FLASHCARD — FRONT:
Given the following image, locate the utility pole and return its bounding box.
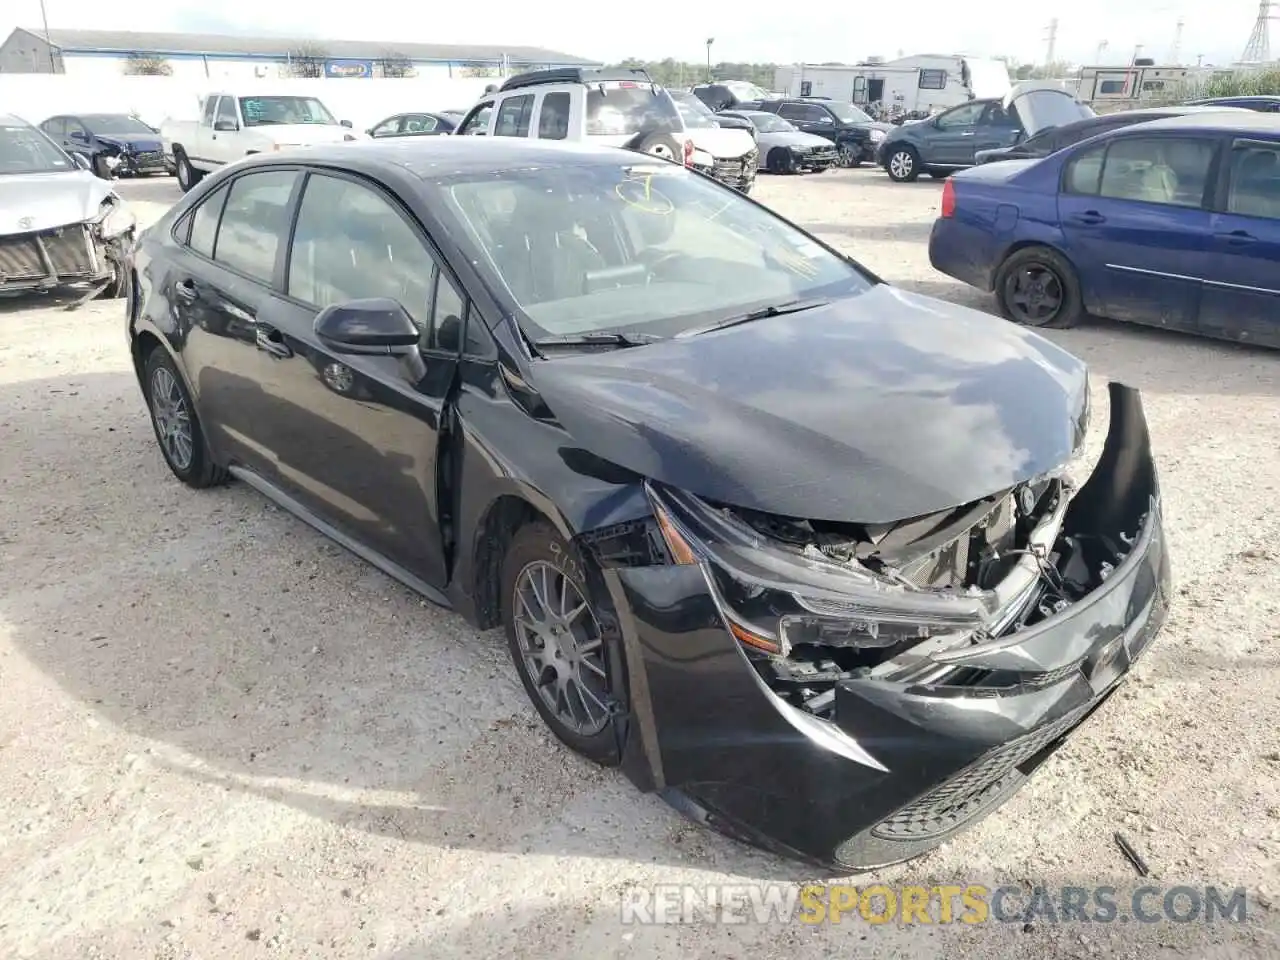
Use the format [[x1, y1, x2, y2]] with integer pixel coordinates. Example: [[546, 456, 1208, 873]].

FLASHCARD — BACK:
[[1095, 39, 1109, 64], [1170, 19, 1184, 64], [705, 38, 714, 82], [1130, 43, 1144, 66], [38, 0, 56, 72], [1044, 18, 1059, 67]]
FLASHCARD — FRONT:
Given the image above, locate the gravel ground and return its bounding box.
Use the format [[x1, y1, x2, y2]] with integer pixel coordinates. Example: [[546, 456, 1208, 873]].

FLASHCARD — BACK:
[[1, 170, 1277, 960]]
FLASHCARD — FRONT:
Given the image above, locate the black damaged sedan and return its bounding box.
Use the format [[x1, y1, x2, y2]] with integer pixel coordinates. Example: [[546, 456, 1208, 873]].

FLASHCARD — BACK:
[[126, 137, 1171, 871]]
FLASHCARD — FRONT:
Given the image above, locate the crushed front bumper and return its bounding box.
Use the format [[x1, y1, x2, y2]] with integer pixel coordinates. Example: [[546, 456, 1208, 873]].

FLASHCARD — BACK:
[[601, 383, 1170, 870], [0, 223, 117, 293]]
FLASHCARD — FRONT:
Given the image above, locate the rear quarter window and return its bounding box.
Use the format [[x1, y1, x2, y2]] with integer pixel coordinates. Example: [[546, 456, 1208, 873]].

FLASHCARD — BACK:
[[586, 84, 679, 136]]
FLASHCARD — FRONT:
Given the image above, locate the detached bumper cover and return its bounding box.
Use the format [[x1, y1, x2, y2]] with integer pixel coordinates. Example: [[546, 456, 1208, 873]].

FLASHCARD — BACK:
[[605, 382, 1170, 869]]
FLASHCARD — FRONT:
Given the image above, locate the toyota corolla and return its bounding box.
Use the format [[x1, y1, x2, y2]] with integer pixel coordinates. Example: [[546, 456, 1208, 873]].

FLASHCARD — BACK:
[[126, 137, 1171, 870]]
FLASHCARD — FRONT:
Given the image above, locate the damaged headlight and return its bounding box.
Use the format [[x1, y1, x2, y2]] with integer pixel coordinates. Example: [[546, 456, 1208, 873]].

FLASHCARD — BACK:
[[869, 129, 886, 142], [648, 482, 998, 658], [94, 195, 135, 239]]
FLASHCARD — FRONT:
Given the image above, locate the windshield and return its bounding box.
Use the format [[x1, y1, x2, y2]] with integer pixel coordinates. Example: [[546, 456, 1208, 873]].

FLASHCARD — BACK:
[[669, 92, 720, 129], [0, 121, 74, 175], [238, 96, 337, 126], [586, 84, 681, 136], [431, 161, 871, 340], [750, 113, 797, 133], [826, 101, 873, 124], [725, 80, 771, 101], [83, 114, 155, 136]]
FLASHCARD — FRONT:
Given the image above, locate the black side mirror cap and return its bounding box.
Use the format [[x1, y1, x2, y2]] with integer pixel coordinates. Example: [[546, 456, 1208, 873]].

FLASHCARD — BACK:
[[340, 119, 353, 128], [314, 298, 420, 356]]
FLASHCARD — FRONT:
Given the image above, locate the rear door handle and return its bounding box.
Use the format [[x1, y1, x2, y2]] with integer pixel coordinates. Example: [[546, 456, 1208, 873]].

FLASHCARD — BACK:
[[1070, 211, 1107, 226], [174, 279, 198, 303], [254, 324, 293, 359], [1215, 230, 1256, 245]]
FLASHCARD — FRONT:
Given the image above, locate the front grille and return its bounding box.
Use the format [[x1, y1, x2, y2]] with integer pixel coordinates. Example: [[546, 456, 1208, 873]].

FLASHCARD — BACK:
[[871, 700, 1093, 842], [0, 226, 96, 283], [131, 150, 165, 166]]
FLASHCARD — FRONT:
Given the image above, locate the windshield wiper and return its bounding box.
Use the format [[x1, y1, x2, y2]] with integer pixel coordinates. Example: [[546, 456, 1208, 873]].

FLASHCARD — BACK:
[[533, 331, 665, 351], [676, 298, 829, 338]]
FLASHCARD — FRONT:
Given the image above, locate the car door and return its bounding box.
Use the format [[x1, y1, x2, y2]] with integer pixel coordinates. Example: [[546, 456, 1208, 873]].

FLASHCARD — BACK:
[[928, 101, 988, 164], [493, 93, 535, 138], [254, 169, 463, 586], [533, 91, 572, 140], [1056, 134, 1218, 330], [210, 95, 243, 163], [456, 100, 495, 135], [167, 168, 305, 477], [972, 101, 1022, 159], [1197, 137, 1280, 345]]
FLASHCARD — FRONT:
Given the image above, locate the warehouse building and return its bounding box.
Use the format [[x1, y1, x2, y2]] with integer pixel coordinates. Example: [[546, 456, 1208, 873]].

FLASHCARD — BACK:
[[0, 28, 597, 81]]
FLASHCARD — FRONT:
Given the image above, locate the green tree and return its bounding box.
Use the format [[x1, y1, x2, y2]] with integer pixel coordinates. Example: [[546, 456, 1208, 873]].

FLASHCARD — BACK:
[[122, 53, 173, 76]]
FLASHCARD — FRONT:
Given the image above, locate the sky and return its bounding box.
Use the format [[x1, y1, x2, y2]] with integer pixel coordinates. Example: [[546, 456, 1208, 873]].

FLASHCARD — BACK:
[[4, 0, 1271, 68]]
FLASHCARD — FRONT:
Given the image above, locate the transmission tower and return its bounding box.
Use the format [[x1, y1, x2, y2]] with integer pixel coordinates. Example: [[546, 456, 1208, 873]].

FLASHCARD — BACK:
[[1045, 18, 1059, 66], [1241, 0, 1276, 63], [1170, 19, 1184, 64]]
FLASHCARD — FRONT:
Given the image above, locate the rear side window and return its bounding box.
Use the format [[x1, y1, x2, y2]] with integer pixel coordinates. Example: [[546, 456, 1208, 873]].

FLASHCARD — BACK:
[[1098, 137, 1215, 208], [188, 183, 229, 258], [586, 84, 680, 136], [213, 170, 298, 282], [537, 92, 571, 139], [1065, 144, 1106, 194], [1226, 141, 1280, 220], [494, 95, 534, 137]]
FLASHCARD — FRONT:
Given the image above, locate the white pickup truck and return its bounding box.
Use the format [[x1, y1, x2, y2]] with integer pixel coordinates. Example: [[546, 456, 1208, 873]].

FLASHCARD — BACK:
[[161, 92, 362, 192]]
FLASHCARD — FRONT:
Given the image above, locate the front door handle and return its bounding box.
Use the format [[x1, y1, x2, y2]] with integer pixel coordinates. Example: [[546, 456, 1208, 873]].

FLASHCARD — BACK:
[[174, 279, 198, 303], [1215, 230, 1256, 245], [1070, 211, 1107, 226], [255, 325, 293, 359], [960, 131, 976, 137]]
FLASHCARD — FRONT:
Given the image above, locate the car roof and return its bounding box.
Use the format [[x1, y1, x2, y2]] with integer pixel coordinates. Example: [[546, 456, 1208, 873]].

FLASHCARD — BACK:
[[0, 113, 34, 126], [1104, 112, 1280, 135], [239, 137, 671, 179], [723, 110, 775, 118], [1189, 95, 1280, 103]]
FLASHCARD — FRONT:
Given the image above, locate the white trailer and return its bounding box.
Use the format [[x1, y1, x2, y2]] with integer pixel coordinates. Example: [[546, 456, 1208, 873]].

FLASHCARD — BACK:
[[773, 55, 1011, 113]]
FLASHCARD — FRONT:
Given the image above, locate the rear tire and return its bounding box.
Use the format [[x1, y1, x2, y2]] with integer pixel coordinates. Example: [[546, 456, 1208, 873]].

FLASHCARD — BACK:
[[143, 348, 227, 487], [885, 145, 921, 182], [174, 148, 204, 193], [499, 521, 626, 766], [995, 246, 1084, 330], [626, 132, 683, 164]]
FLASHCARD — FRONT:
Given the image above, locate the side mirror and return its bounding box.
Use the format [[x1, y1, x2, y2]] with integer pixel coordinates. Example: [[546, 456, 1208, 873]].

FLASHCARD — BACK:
[[340, 119, 353, 128], [314, 298, 420, 356], [214, 119, 238, 132], [70, 152, 90, 170], [70, 130, 88, 140]]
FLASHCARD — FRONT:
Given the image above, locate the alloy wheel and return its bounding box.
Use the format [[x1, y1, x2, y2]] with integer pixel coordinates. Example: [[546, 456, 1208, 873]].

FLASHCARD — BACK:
[[889, 150, 914, 180], [647, 142, 677, 161], [149, 366, 195, 471], [511, 560, 611, 737], [1005, 264, 1065, 325]]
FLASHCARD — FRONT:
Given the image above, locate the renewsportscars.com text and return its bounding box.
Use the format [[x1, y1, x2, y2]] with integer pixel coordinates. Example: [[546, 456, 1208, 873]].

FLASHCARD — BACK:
[[619, 883, 1251, 926]]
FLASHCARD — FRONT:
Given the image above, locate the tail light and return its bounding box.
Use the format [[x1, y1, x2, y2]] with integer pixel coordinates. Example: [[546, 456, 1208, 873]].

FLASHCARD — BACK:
[[683, 138, 694, 167], [940, 178, 956, 219]]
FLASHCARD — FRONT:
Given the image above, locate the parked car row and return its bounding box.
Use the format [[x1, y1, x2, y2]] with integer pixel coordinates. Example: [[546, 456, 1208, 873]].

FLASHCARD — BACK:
[[28, 112, 172, 180]]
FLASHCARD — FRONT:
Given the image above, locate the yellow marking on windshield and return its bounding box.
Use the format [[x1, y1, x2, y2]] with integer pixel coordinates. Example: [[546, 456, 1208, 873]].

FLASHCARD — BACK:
[[615, 176, 674, 215]]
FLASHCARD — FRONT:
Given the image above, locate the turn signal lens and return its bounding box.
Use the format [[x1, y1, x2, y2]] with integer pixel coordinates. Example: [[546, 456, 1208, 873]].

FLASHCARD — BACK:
[[654, 503, 698, 565]]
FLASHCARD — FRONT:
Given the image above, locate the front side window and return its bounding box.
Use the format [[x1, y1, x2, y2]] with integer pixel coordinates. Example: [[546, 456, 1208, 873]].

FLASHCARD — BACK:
[[202, 97, 218, 125], [212, 170, 299, 282], [458, 102, 493, 136], [537, 92, 571, 140], [751, 114, 795, 133], [0, 120, 73, 175], [776, 102, 806, 121], [1064, 144, 1106, 194], [936, 102, 985, 129], [1098, 136, 1216, 208], [404, 115, 437, 133], [238, 96, 336, 126], [494, 95, 534, 137], [287, 173, 438, 332], [431, 161, 871, 340], [586, 83, 680, 136], [1226, 141, 1280, 220]]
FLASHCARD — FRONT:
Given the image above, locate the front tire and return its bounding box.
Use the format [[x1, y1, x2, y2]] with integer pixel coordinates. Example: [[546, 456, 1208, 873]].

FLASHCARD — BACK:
[[995, 246, 1084, 329], [143, 348, 227, 487], [500, 521, 626, 766], [885, 145, 921, 182], [174, 149, 204, 193]]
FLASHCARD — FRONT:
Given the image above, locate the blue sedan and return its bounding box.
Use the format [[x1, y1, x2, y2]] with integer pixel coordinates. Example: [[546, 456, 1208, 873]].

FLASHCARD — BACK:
[[928, 112, 1280, 348]]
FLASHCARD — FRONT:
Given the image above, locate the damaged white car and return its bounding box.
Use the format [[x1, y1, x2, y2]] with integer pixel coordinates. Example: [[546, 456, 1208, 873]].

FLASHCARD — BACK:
[[1, 113, 135, 303]]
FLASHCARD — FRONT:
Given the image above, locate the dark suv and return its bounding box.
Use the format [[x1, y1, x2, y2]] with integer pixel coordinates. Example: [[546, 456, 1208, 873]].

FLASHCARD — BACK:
[[738, 98, 892, 167], [876, 82, 1093, 182]]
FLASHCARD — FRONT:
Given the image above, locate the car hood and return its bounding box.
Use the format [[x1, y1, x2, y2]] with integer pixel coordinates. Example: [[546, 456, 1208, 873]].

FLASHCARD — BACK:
[[531, 285, 1090, 524], [248, 123, 354, 144], [0, 170, 114, 235], [847, 120, 895, 134], [1004, 81, 1094, 137], [685, 126, 756, 158], [762, 130, 836, 149], [97, 132, 163, 151]]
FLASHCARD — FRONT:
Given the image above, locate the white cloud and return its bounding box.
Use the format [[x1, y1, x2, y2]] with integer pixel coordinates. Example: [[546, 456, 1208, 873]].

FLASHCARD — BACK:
[[4, 0, 1263, 66]]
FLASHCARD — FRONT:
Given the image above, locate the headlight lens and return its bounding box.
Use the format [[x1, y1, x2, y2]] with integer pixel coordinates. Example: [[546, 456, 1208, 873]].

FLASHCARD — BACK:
[[96, 196, 135, 238], [647, 482, 996, 657], [869, 129, 886, 142]]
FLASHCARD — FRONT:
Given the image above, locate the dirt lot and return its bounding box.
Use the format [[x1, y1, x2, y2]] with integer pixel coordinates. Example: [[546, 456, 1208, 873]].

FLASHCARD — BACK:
[[1, 169, 1278, 960]]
